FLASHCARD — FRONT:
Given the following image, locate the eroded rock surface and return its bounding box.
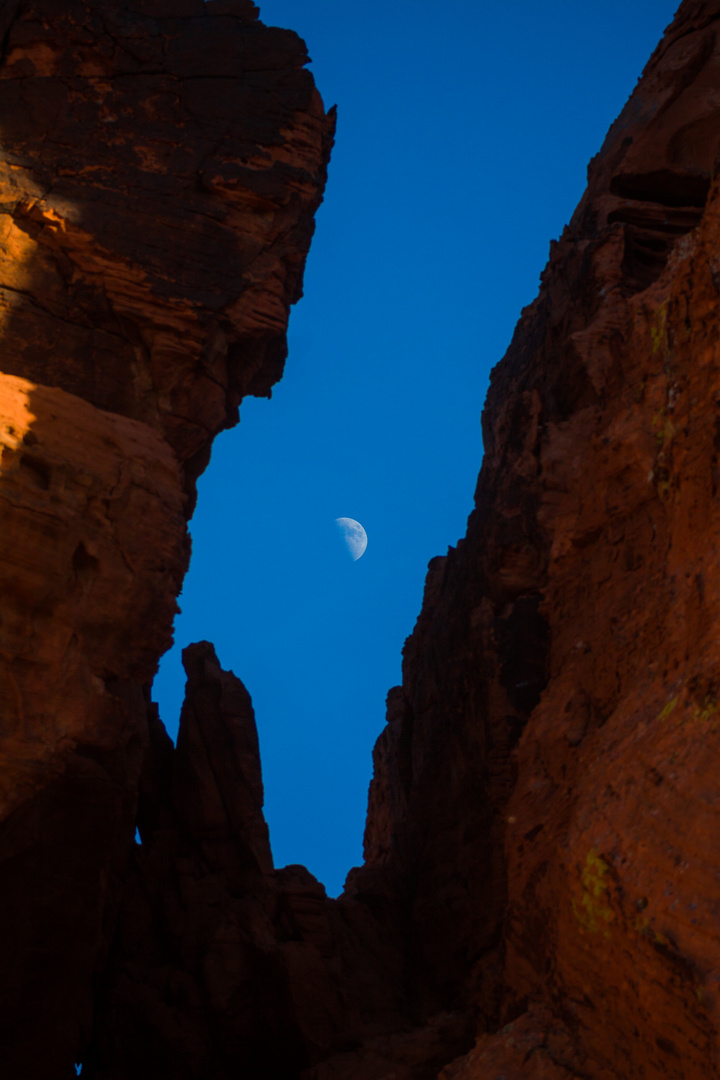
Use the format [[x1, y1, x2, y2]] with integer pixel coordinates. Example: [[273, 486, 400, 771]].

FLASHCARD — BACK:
[[356, 1, 720, 1077], [0, 0, 333, 1075]]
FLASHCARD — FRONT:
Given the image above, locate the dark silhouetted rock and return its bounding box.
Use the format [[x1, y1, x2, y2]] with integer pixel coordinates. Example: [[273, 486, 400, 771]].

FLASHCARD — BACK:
[[87, 644, 410, 1078]]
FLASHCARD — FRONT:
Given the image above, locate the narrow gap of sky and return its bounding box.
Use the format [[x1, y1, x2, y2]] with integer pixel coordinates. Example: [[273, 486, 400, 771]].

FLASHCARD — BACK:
[[154, 0, 679, 896]]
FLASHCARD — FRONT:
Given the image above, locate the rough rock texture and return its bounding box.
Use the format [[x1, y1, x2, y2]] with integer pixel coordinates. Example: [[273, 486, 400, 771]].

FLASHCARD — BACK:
[[355, 1, 720, 1076], [0, 1, 333, 1076], [8, 0, 720, 1078], [86, 642, 410, 1079], [0, 0, 333, 480]]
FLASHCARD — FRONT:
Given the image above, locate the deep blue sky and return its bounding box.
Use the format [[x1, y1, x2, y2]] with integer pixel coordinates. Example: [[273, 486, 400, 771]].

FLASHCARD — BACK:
[[154, 0, 679, 896]]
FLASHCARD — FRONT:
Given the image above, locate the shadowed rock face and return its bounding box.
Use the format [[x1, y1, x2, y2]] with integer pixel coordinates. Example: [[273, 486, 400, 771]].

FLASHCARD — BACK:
[[0, 1, 333, 1075], [6, 0, 720, 1078], [358, 1, 720, 1076], [86, 643, 412, 1079], [0, 0, 334, 483]]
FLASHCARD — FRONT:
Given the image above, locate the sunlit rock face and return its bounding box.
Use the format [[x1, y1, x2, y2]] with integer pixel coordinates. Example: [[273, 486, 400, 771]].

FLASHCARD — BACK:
[[0, 0, 333, 1075]]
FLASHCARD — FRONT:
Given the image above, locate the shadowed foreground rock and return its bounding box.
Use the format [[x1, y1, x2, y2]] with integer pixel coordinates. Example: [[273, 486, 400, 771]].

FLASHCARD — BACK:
[[6, 0, 720, 1077], [85, 643, 412, 1078]]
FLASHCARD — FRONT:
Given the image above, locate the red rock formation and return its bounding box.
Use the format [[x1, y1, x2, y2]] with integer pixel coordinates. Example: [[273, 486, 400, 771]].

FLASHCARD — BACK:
[[0, 1, 333, 1075], [86, 643, 411, 1078], [356, 1, 720, 1076], [7, 0, 720, 1078]]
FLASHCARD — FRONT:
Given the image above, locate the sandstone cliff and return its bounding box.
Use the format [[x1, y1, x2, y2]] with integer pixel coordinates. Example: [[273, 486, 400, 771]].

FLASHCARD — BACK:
[[357, 1, 720, 1075], [0, 1, 333, 1075], [5, 0, 720, 1078]]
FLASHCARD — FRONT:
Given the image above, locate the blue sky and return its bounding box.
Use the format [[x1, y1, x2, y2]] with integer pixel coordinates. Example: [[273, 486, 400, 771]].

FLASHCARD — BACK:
[[154, 0, 679, 896]]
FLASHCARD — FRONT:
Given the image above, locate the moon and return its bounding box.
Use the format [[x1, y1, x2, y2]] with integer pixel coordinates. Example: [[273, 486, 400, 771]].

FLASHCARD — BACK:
[[335, 517, 367, 561]]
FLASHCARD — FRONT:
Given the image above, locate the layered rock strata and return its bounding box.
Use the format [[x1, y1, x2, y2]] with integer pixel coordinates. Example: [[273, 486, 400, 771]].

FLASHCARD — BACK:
[[0, 1, 333, 1075]]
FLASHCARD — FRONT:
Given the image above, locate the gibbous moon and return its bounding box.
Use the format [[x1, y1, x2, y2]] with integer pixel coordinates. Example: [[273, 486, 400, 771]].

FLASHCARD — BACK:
[[335, 517, 367, 561]]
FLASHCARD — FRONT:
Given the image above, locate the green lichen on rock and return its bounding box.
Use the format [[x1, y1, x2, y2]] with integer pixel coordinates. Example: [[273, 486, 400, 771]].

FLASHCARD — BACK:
[[659, 696, 679, 721], [572, 849, 613, 937], [651, 300, 669, 356]]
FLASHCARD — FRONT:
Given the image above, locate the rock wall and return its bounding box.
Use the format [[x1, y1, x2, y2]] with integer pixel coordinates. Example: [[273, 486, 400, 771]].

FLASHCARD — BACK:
[[6, 0, 720, 1078], [358, 1, 720, 1076], [0, 1, 333, 1075]]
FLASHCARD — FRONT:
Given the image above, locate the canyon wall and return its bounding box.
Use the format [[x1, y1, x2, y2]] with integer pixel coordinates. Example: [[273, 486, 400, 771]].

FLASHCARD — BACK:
[[357, 1, 720, 1076], [5, 0, 720, 1078], [0, 1, 334, 1075]]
